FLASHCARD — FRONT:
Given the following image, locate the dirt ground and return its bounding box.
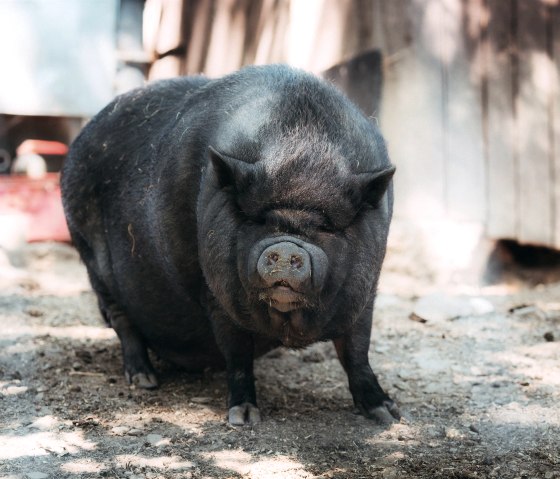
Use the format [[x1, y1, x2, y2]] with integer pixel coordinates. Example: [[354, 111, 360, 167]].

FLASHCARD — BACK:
[[0, 239, 559, 479]]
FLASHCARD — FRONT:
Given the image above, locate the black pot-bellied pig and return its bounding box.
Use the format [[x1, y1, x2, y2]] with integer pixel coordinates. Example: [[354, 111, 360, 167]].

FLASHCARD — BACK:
[[61, 65, 399, 425]]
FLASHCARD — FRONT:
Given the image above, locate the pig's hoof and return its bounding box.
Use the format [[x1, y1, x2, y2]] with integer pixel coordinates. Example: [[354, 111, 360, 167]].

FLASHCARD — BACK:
[[125, 371, 159, 389], [228, 402, 261, 426], [364, 400, 401, 425]]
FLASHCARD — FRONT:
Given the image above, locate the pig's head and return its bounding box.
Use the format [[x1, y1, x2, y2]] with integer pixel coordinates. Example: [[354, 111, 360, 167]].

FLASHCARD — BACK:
[[196, 71, 394, 348]]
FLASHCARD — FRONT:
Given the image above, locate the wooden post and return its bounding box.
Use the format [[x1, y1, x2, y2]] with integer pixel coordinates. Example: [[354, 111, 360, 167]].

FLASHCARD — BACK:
[[444, 0, 486, 222], [552, 3, 560, 248], [380, 0, 446, 220], [486, 0, 517, 240], [516, 0, 553, 245]]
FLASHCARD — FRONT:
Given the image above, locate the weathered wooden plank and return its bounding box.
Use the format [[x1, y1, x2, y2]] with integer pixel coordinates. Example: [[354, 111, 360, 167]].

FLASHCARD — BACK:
[[552, 4, 560, 248], [285, 0, 348, 72], [378, 0, 410, 57], [203, 0, 249, 77], [444, 0, 486, 222], [253, 0, 291, 65], [183, 0, 215, 74], [486, 0, 517, 239], [143, 0, 184, 59], [380, 0, 446, 220], [516, 0, 553, 245]]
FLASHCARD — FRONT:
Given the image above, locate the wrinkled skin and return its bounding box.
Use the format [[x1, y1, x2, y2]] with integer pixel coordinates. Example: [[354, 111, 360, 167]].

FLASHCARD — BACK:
[[61, 65, 399, 425]]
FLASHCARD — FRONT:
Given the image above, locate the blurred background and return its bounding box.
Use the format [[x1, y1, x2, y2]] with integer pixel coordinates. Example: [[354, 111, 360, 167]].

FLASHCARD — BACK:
[[1, 0, 559, 285]]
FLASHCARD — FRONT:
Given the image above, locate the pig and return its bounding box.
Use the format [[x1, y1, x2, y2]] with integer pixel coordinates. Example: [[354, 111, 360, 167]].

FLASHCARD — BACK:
[[61, 65, 399, 425]]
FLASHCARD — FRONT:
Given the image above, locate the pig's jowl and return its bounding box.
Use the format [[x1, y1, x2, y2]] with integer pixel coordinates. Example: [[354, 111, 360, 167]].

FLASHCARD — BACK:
[[61, 65, 399, 425]]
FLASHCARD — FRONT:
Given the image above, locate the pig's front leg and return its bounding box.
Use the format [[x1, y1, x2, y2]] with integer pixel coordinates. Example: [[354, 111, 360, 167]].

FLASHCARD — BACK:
[[209, 306, 260, 426], [334, 302, 401, 425]]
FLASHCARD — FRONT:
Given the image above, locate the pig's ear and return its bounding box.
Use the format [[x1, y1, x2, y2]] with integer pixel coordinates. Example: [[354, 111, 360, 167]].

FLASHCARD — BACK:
[[208, 146, 257, 191], [353, 165, 396, 208]]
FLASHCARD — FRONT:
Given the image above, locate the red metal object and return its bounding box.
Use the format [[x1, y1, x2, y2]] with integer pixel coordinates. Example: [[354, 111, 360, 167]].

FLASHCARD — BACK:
[[0, 173, 70, 242], [16, 139, 69, 157]]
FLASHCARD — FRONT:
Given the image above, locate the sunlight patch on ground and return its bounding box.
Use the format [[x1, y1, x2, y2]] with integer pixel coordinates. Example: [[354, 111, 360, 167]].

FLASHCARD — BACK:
[[0, 269, 90, 296], [61, 458, 105, 473], [27, 272, 90, 296], [203, 449, 312, 478], [487, 402, 560, 427], [366, 426, 417, 447], [114, 454, 194, 470], [490, 347, 560, 386], [0, 380, 28, 396], [112, 412, 205, 436], [0, 429, 97, 460], [0, 324, 115, 342], [28, 415, 60, 430]]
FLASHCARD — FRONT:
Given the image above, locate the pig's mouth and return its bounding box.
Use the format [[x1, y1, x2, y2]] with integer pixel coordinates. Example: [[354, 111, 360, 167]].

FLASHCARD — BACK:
[[257, 284, 318, 347], [267, 307, 316, 348], [261, 283, 306, 313]]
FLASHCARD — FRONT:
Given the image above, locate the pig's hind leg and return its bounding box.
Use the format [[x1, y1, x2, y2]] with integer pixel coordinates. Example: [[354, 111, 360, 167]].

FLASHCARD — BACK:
[[77, 235, 159, 389], [97, 296, 159, 389]]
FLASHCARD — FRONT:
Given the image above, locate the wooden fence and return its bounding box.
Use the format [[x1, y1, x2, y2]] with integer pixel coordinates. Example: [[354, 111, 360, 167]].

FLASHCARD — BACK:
[[144, 0, 560, 248]]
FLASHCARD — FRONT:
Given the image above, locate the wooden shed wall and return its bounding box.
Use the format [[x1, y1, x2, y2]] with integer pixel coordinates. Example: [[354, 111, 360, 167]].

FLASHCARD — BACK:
[[144, 0, 560, 249]]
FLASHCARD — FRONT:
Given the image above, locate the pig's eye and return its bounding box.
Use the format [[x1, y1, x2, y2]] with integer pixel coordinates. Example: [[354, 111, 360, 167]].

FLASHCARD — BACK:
[[318, 219, 337, 233], [249, 218, 265, 226]]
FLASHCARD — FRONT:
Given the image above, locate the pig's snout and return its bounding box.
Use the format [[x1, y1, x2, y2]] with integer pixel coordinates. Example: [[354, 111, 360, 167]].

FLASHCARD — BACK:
[[257, 242, 311, 290]]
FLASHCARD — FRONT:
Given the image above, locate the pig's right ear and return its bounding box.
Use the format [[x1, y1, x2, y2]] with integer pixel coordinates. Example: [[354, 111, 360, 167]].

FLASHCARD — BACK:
[[208, 146, 257, 191], [353, 165, 396, 208]]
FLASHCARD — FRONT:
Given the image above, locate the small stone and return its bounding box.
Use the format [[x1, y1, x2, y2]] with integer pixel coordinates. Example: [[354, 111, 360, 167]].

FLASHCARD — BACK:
[[544, 331, 555, 342], [302, 350, 325, 363], [412, 294, 494, 323], [26, 308, 44, 317], [70, 385, 82, 393], [469, 424, 480, 433], [190, 396, 212, 404], [382, 468, 399, 479], [127, 428, 143, 436], [146, 433, 163, 445], [72, 362, 82, 370], [27, 472, 48, 479], [445, 427, 462, 439], [111, 426, 130, 435], [469, 298, 494, 315], [509, 304, 540, 316]]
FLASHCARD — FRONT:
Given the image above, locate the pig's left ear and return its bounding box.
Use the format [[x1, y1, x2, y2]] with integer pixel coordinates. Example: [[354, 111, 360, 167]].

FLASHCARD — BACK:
[[208, 146, 257, 191], [353, 165, 396, 208]]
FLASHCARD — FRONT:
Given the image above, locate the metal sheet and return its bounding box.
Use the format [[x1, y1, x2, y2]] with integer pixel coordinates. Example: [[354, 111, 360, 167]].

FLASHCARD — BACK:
[[0, 0, 118, 117]]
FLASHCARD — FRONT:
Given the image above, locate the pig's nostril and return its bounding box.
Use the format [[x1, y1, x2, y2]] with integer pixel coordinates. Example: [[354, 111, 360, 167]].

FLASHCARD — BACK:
[[267, 252, 279, 265], [290, 255, 303, 269]]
